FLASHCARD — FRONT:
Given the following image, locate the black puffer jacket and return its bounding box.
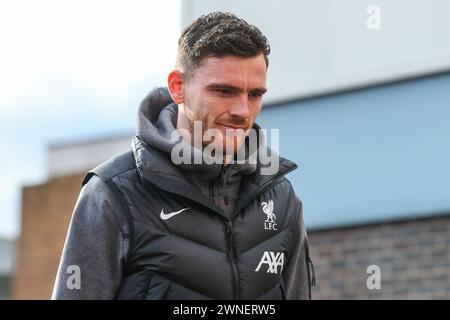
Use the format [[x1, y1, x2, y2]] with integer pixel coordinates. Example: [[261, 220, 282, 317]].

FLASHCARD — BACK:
[[52, 88, 315, 300]]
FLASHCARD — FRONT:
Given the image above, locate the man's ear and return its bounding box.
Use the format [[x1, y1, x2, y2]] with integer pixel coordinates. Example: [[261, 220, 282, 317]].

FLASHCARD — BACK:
[[167, 69, 185, 104]]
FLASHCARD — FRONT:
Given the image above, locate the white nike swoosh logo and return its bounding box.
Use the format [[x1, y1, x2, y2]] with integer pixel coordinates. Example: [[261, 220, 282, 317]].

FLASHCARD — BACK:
[[160, 207, 190, 220]]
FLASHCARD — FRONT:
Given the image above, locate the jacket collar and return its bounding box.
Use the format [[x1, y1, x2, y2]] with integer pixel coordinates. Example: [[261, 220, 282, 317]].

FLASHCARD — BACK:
[[132, 134, 298, 219]]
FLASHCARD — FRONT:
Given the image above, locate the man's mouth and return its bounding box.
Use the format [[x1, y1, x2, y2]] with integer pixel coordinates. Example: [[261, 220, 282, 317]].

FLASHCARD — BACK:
[[216, 122, 246, 130]]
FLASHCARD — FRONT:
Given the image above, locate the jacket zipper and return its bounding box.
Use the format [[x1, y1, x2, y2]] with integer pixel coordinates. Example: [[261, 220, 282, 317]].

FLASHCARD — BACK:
[[208, 181, 215, 204], [304, 240, 316, 299], [221, 165, 229, 206], [226, 220, 240, 299], [209, 165, 230, 206], [209, 166, 237, 298]]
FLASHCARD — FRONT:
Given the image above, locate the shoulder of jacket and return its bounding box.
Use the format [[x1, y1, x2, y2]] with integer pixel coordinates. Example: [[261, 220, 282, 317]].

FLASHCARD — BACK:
[[81, 150, 136, 187], [269, 175, 295, 193]]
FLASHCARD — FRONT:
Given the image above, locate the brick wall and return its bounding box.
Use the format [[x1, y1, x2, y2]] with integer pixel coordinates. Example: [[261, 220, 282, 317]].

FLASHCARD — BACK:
[[14, 173, 84, 299], [308, 215, 450, 299]]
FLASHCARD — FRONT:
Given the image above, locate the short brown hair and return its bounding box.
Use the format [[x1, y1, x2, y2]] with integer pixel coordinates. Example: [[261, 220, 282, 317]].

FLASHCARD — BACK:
[[176, 12, 270, 78]]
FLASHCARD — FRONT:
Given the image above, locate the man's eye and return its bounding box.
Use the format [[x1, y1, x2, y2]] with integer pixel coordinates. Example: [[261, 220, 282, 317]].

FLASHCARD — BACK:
[[217, 89, 232, 95], [250, 92, 263, 99]]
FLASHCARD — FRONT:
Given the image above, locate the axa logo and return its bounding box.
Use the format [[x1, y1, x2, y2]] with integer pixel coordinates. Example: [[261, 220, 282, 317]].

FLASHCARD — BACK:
[[255, 251, 285, 274], [261, 200, 277, 231]]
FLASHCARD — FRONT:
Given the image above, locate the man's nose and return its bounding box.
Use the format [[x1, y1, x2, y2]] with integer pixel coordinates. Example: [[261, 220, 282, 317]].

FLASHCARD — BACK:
[[229, 94, 250, 120]]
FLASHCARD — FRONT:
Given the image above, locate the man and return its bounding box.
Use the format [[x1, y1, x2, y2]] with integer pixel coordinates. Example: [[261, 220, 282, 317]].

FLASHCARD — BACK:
[[52, 11, 315, 300]]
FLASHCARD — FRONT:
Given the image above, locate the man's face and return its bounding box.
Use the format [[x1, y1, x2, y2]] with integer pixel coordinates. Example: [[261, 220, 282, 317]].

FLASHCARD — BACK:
[[182, 54, 267, 155]]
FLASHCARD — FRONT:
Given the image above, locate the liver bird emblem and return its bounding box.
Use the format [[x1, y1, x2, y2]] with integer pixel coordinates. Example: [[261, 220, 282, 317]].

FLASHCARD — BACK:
[[261, 200, 276, 223]]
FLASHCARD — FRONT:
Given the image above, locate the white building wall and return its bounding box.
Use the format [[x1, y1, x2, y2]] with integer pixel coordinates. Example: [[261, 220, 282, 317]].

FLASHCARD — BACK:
[[181, 0, 450, 104], [48, 134, 133, 178]]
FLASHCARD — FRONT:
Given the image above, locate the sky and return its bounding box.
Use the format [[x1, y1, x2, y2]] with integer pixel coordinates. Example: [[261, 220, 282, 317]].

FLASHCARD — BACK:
[[0, 0, 181, 239]]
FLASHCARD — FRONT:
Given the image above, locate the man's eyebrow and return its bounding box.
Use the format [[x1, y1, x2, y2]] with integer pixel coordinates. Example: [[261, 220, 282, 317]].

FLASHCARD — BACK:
[[252, 87, 267, 94], [206, 83, 267, 94], [206, 83, 240, 92]]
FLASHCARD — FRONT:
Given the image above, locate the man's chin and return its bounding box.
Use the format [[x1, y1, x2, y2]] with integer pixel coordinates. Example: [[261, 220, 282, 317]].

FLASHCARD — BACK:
[[201, 141, 242, 159]]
